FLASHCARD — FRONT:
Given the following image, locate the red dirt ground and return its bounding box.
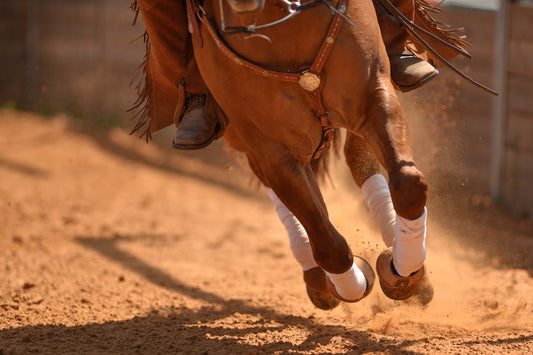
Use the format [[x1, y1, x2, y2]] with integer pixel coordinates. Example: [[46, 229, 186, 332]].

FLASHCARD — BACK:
[[1, 110, 532, 354]]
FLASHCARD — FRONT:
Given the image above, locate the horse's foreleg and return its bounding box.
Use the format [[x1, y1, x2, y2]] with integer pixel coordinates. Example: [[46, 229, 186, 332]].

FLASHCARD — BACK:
[[362, 90, 427, 221], [256, 148, 373, 302], [360, 84, 430, 301], [265, 187, 317, 272], [261, 154, 352, 272], [344, 131, 395, 247], [265, 187, 340, 310]]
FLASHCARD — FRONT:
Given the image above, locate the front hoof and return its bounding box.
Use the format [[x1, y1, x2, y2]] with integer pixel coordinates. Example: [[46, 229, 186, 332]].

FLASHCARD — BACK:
[[325, 256, 375, 303], [376, 248, 430, 302], [303, 267, 340, 310]]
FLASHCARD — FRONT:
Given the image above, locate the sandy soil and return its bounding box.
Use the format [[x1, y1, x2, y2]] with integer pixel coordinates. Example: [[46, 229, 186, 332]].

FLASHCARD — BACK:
[[1, 110, 532, 354]]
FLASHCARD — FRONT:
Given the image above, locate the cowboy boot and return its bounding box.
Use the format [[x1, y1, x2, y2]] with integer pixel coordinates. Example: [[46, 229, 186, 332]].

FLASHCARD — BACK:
[[374, 0, 438, 91], [172, 52, 220, 150], [173, 94, 219, 150]]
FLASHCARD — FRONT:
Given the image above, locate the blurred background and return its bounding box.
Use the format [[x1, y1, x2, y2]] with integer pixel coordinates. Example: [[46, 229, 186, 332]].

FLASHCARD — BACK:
[[0, 0, 532, 220]]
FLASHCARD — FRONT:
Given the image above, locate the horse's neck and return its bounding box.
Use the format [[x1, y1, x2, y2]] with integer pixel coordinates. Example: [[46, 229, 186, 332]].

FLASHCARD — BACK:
[[219, 0, 294, 26], [212, 0, 335, 71]]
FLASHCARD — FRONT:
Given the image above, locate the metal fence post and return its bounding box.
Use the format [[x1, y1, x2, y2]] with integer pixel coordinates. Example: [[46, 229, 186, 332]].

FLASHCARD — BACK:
[[26, 0, 40, 110], [490, 0, 510, 201]]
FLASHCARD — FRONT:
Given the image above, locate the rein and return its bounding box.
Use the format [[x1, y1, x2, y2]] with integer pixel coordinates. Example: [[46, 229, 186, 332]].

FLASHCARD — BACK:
[[189, 0, 349, 159], [378, 0, 498, 96]]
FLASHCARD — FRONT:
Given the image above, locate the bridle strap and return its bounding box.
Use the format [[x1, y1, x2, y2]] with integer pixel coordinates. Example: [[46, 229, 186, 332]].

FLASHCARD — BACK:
[[305, 0, 347, 158], [192, 0, 349, 159]]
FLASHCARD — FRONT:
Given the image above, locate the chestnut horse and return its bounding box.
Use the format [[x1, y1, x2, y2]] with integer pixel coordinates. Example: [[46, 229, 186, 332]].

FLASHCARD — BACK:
[[189, 0, 428, 307]]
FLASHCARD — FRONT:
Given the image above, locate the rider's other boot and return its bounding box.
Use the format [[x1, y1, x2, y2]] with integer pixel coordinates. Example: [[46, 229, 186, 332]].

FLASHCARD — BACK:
[[173, 56, 219, 150], [374, 0, 439, 91], [173, 94, 218, 150]]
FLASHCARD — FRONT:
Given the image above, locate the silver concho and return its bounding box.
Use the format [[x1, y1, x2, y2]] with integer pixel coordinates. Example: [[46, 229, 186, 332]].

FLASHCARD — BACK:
[[299, 72, 321, 91]]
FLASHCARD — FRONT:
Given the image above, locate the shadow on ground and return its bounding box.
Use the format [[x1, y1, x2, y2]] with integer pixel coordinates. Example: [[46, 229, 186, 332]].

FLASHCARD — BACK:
[[2, 234, 529, 354], [83, 126, 262, 202]]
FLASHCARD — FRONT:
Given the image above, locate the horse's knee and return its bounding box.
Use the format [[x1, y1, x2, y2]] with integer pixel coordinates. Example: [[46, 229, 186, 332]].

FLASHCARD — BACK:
[[389, 164, 428, 220]]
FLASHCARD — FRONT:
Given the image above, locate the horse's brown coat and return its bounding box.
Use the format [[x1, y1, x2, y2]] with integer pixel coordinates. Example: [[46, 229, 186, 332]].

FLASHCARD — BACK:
[[192, 0, 428, 282]]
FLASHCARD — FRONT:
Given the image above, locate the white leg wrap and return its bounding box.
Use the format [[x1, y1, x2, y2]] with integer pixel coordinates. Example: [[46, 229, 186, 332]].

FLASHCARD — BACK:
[[325, 262, 367, 300], [361, 174, 396, 247], [392, 208, 427, 277], [266, 188, 318, 271]]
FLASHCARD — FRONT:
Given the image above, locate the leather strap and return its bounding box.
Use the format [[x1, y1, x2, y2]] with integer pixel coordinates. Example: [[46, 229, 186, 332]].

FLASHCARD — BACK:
[[306, 0, 347, 158], [186, 0, 204, 47], [310, 2, 345, 74]]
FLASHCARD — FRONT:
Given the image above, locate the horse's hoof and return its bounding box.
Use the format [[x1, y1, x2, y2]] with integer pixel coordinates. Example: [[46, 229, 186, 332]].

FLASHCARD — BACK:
[[303, 267, 340, 310], [376, 248, 431, 302], [410, 270, 434, 305], [325, 256, 375, 303]]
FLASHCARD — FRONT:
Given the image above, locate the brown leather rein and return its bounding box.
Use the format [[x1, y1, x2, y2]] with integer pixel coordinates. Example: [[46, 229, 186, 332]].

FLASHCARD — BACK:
[[187, 0, 349, 159]]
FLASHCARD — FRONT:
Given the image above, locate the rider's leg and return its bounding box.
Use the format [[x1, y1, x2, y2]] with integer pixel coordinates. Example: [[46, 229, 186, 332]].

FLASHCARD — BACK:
[[134, 0, 217, 148], [373, 0, 438, 91]]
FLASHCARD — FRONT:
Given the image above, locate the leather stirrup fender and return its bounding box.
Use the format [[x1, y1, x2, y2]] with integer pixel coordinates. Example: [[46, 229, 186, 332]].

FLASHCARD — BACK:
[[186, 0, 204, 47]]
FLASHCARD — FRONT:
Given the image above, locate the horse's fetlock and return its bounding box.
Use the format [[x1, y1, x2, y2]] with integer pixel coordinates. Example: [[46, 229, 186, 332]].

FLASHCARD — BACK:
[[314, 249, 353, 274]]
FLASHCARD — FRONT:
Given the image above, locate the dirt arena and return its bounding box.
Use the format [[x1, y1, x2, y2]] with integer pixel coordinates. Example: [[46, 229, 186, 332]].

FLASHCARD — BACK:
[[0, 108, 531, 354]]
